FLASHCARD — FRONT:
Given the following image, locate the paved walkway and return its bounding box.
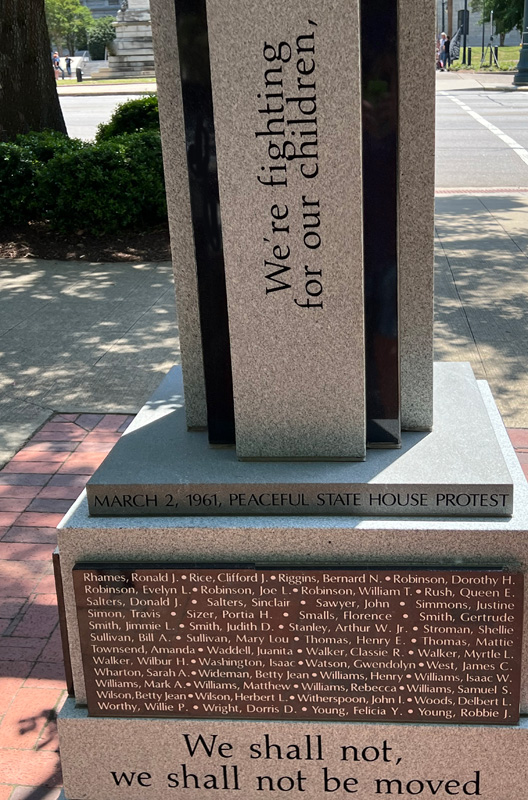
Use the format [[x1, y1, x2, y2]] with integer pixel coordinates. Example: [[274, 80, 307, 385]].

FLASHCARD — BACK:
[[1, 195, 528, 466], [0, 260, 178, 467], [57, 82, 157, 97], [54, 71, 522, 97], [435, 194, 528, 426], [53, 71, 524, 99], [0, 412, 133, 798], [436, 70, 526, 92]]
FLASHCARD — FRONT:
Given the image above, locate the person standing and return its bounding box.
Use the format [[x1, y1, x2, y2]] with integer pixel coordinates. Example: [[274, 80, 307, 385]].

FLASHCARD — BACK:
[[65, 56, 72, 77], [52, 51, 64, 79], [444, 35, 451, 69], [438, 32, 447, 70]]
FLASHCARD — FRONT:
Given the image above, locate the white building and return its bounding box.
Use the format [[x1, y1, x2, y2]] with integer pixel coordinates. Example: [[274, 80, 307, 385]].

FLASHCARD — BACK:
[[82, 0, 120, 19]]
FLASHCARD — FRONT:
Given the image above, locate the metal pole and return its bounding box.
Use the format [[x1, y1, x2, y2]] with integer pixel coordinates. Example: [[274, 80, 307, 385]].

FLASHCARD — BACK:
[[514, 0, 528, 85], [442, 0, 445, 34], [462, 0, 468, 63], [481, 16, 485, 58]]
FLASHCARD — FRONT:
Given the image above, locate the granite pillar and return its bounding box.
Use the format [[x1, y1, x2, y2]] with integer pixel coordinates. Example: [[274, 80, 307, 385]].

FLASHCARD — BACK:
[[207, 0, 366, 460], [399, 0, 436, 431], [150, 0, 208, 429]]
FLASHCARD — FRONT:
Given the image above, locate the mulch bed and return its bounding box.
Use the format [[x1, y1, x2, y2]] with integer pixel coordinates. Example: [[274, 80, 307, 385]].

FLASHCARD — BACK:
[[0, 222, 172, 262]]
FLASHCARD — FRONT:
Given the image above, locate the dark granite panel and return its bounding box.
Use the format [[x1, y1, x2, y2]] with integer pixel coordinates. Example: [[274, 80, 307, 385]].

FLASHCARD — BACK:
[[174, 0, 235, 444], [361, 0, 401, 447]]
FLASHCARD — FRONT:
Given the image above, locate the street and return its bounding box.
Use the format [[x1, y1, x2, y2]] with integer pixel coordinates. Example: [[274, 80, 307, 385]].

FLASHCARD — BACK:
[[60, 94, 140, 140], [436, 90, 528, 188], [60, 89, 528, 190]]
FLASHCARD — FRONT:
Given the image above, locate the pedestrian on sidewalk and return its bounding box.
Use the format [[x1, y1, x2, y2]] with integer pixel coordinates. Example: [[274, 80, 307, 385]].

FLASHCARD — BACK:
[[444, 35, 451, 69], [438, 32, 447, 70], [52, 51, 64, 80]]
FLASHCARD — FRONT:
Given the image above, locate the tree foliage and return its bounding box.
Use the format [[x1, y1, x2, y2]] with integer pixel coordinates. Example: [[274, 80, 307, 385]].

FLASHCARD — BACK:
[[87, 16, 116, 60], [45, 0, 93, 54], [0, 0, 67, 140], [471, 0, 524, 35]]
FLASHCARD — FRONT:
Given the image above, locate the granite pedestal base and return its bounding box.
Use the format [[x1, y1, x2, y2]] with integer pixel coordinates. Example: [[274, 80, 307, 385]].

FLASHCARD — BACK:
[[58, 699, 528, 799], [56, 371, 528, 798], [85, 363, 513, 518], [57, 375, 528, 706]]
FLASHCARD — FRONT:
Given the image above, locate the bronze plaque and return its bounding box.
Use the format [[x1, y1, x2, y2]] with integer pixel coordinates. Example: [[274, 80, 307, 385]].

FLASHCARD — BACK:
[[73, 565, 523, 724]]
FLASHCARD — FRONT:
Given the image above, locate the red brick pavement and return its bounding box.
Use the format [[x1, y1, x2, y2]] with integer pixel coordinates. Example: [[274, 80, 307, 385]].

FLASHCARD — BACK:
[[0, 413, 133, 798], [0, 418, 526, 798]]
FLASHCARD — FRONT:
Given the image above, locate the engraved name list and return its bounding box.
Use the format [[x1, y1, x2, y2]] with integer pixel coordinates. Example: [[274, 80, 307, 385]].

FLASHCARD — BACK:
[[73, 566, 523, 725]]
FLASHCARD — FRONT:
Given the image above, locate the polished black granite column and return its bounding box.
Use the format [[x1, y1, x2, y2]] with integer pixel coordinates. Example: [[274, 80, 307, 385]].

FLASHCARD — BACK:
[[361, 0, 401, 447], [174, 0, 235, 445]]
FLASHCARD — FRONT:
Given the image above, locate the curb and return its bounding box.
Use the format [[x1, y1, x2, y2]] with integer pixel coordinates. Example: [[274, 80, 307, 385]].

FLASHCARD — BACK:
[[438, 86, 528, 92], [58, 89, 156, 97]]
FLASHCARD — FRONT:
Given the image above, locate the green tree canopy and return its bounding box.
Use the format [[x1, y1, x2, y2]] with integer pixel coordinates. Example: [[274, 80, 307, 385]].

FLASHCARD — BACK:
[[45, 0, 93, 54], [471, 0, 524, 35], [87, 16, 116, 60]]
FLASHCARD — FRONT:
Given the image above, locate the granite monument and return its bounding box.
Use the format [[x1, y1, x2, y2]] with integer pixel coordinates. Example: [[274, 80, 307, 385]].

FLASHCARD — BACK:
[[54, 1, 528, 798]]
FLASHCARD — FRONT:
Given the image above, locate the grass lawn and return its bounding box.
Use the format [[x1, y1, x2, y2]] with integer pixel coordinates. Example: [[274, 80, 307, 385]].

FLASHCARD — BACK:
[[450, 44, 521, 72], [61, 77, 156, 86]]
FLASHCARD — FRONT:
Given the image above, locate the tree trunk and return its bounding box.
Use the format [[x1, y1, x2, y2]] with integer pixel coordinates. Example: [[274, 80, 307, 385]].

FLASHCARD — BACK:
[[0, 0, 67, 141], [67, 34, 76, 59], [448, 0, 454, 37]]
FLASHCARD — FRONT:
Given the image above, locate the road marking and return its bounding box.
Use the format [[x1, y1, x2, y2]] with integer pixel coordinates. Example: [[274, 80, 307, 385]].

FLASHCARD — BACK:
[[449, 95, 528, 167]]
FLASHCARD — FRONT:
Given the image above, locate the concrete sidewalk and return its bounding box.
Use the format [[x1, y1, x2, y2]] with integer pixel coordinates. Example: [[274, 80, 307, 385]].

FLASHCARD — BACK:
[[434, 193, 528, 426], [53, 72, 521, 98], [57, 81, 157, 97], [0, 260, 178, 467], [436, 70, 526, 91], [1, 195, 528, 466]]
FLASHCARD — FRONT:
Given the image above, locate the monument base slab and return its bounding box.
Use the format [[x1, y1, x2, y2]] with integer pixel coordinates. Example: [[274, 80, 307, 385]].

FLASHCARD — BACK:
[[56, 369, 528, 800], [85, 363, 513, 518], [58, 698, 528, 800], [57, 375, 528, 711]]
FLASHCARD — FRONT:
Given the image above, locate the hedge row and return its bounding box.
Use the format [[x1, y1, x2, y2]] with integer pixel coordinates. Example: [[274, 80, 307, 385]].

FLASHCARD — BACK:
[[0, 98, 166, 235]]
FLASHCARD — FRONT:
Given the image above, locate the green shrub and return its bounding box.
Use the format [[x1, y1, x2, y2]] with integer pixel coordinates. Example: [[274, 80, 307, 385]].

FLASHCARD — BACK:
[[0, 143, 38, 225], [111, 131, 167, 223], [95, 96, 160, 141], [1, 127, 166, 235], [15, 130, 85, 163], [38, 131, 167, 233]]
